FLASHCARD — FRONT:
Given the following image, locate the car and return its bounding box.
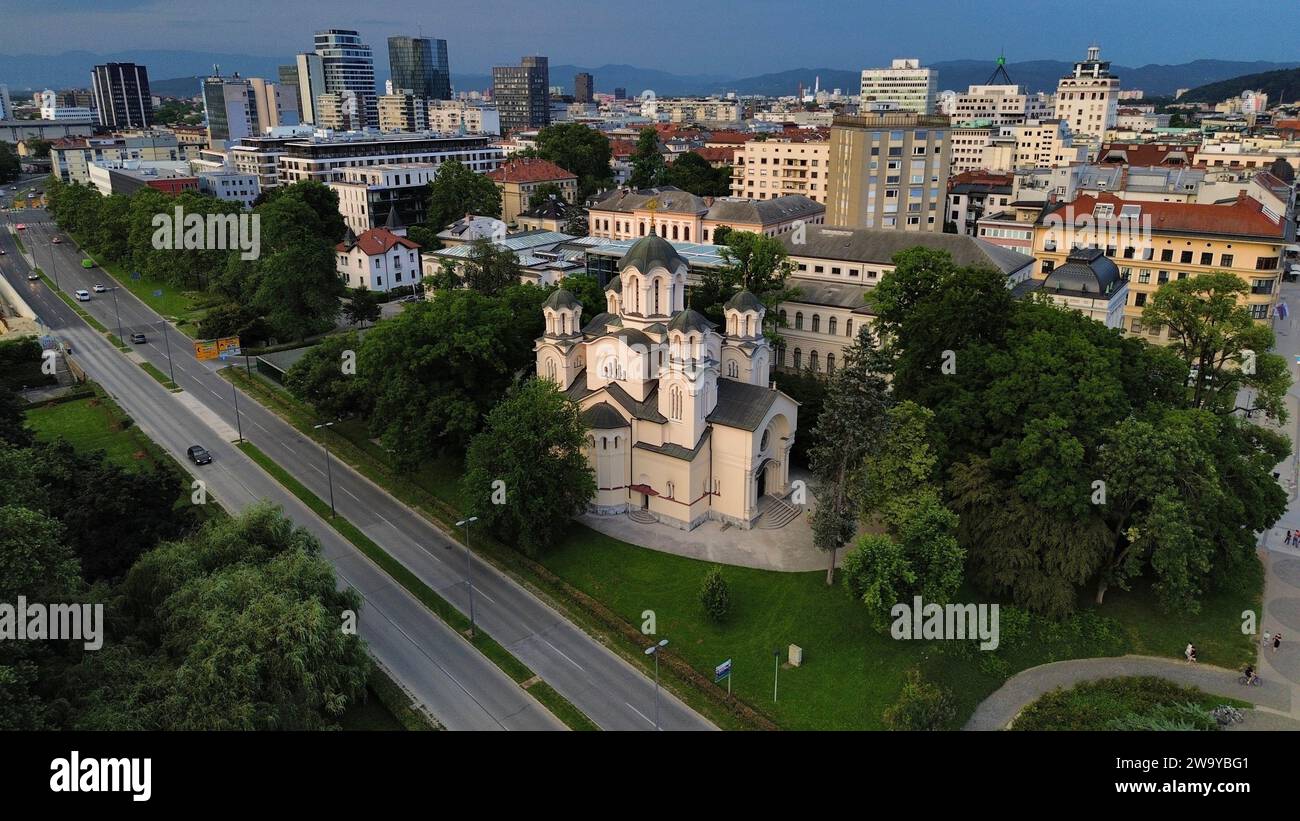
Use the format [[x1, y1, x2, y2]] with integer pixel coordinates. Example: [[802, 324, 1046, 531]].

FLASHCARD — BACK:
[[92, 284, 107, 293], [26, 273, 38, 282], [130, 332, 147, 344], [81, 259, 94, 269], [14, 223, 25, 230], [0, 248, 5, 254], [50, 237, 61, 244], [186, 446, 212, 465], [75, 289, 90, 301]]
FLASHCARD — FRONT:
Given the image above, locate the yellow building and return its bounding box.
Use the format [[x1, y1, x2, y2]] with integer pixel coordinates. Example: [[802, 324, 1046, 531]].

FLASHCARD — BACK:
[[826, 112, 952, 231], [486, 157, 578, 225], [1032, 192, 1292, 340], [730, 134, 831, 203]]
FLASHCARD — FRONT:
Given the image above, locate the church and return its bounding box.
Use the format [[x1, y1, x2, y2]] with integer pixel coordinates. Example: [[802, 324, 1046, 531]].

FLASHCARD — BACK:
[[535, 233, 799, 531]]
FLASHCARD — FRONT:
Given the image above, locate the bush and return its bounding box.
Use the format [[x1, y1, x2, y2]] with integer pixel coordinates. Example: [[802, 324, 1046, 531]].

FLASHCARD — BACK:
[[1013, 676, 1235, 731], [699, 565, 731, 622], [882, 668, 956, 730]]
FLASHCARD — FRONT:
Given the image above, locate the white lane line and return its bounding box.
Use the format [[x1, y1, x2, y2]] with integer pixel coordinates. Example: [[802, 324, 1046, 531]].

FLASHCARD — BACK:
[[251, 421, 269, 433], [281, 443, 298, 456], [542, 638, 584, 672], [625, 702, 655, 727], [341, 486, 362, 502], [308, 463, 325, 476]]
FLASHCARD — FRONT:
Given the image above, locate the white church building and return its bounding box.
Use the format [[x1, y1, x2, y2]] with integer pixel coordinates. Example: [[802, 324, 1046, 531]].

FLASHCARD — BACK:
[[535, 233, 799, 530]]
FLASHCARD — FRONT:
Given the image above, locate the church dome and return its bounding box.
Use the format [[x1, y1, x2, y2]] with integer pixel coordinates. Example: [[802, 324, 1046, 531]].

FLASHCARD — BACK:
[[582, 402, 629, 430], [667, 308, 716, 334], [724, 289, 764, 313], [617, 233, 687, 274], [543, 288, 581, 311]]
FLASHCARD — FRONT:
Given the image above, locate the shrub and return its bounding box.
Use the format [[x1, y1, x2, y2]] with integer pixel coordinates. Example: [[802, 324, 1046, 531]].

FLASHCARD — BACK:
[[699, 565, 731, 622], [882, 668, 956, 730]]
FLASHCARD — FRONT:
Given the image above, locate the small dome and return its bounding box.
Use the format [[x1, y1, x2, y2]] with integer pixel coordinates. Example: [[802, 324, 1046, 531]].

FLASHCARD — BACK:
[[724, 289, 764, 313], [667, 308, 716, 335], [617, 233, 687, 274], [582, 402, 629, 430], [543, 288, 581, 311], [604, 277, 623, 293]]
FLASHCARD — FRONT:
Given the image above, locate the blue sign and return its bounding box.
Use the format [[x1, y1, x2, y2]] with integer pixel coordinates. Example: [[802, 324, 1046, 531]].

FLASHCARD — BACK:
[[131, 271, 141, 280], [152, 289, 163, 297], [714, 659, 732, 682]]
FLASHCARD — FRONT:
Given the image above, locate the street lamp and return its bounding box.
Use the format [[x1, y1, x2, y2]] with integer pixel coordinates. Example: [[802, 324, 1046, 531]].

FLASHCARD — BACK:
[[773, 647, 781, 703], [644, 638, 669, 731], [313, 422, 336, 517], [159, 318, 176, 386], [107, 286, 125, 346], [454, 516, 479, 638]]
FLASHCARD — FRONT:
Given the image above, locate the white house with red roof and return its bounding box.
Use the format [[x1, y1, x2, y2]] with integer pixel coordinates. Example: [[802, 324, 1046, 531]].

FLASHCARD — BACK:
[[335, 226, 422, 293]]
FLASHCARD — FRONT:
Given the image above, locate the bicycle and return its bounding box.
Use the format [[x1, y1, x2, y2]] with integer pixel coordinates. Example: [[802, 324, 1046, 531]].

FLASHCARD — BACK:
[[1238, 674, 1262, 686]]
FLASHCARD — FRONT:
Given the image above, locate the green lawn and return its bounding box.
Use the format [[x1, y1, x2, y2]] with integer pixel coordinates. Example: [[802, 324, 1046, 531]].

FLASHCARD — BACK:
[[26, 396, 159, 472]]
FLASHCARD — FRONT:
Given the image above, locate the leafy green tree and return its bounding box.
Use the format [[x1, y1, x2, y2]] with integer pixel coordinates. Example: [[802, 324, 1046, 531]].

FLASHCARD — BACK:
[[562, 207, 590, 237], [462, 379, 595, 556], [461, 238, 521, 295], [285, 332, 374, 422], [427, 259, 461, 291], [842, 534, 913, 626], [527, 182, 567, 209], [666, 151, 731, 196], [711, 224, 733, 246], [24, 138, 52, 159], [257, 180, 348, 244], [426, 160, 501, 229], [343, 286, 382, 328], [695, 230, 799, 325], [90, 194, 132, 261], [0, 142, 19, 183], [0, 390, 30, 448], [405, 223, 443, 252], [852, 400, 940, 531], [882, 668, 956, 730], [251, 196, 344, 341], [699, 565, 732, 622], [535, 122, 613, 198], [629, 128, 667, 188]]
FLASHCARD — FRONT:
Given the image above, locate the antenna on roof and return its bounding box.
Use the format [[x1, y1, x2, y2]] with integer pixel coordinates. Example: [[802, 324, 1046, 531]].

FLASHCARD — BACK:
[[985, 51, 1013, 86]]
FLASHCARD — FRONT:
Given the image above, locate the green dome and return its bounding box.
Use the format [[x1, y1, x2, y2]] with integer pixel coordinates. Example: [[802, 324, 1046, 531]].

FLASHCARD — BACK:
[[543, 288, 581, 310], [667, 308, 715, 335], [724, 289, 764, 313], [617, 233, 686, 274]]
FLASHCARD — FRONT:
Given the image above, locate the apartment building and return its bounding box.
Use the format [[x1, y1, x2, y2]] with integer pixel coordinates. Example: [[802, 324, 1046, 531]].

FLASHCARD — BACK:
[[946, 170, 1013, 235], [1008, 119, 1087, 168], [336, 227, 422, 293], [248, 78, 300, 129], [946, 84, 1053, 126], [493, 56, 550, 135], [1054, 46, 1120, 140], [587, 186, 824, 245], [275, 131, 503, 184], [641, 97, 742, 124], [860, 59, 937, 115], [197, 168, 260, 207], [949, 123, 997, 173], [426, 100, 500, 135], [202, 75, 259, 148], [378, 93, 428, 132], [825, 112, 952, 231], [486, 157, 578, 224], [329, 163, 440, 234], [730, 134, 831, 203], [1032, 192, 1293, 340], [314, 29, 378, 129], [50, 132, 181, 184]]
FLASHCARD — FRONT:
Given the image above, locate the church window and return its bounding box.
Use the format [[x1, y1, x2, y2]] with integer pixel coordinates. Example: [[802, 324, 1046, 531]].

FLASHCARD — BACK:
[[826, 353, 835, 374], [653, 279, 661, 314], [793, 348, 802, 369], [727, 360, 739, 378], [810, 350, 819, 373], [812, 314, 821, 333], [546, 358, 557, 382], [795, 312, 803, 330], [828, 317, 837, 336], [671, 386, 683, 420]]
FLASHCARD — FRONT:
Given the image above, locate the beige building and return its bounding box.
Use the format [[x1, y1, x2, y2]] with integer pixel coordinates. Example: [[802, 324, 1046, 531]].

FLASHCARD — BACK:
[[640, 97, 742, 124], [1032, 192, 1292, 340], [50, 132, 181, 184], [826, 113, 952, 231], [1008, 119, 1087, 168], [536, 234, 798, 530], [316, 91, 363, 131], [427, 100, 499, 135], [587, 186, 825, 245], [945, 84, 1053, 126], [730, 134, 831, 203], [485, 157, 578, 225], [378, 93, 428, 132], [860, 58, 937, 114], [1054, 46, 1120, 140], [248, 78, 299, 129]]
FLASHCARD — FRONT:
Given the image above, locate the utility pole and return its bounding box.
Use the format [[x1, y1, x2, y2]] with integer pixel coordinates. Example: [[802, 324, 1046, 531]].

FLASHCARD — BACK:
[[313, 422, 337, 516]]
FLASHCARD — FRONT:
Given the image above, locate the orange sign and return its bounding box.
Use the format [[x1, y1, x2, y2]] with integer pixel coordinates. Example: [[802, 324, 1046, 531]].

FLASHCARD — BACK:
[[194, 340, 219, 361], [217, 336, 241, 356]]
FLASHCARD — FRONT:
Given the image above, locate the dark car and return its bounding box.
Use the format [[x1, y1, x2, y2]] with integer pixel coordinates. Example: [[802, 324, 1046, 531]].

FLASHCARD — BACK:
[[186, 445, 212, 465], [130, 332, 147, 344]]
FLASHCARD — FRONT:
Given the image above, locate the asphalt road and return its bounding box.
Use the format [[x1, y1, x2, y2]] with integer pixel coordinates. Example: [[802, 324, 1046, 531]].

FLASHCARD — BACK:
[[1, 204, 713, 731], [0, 208, 564, 732]]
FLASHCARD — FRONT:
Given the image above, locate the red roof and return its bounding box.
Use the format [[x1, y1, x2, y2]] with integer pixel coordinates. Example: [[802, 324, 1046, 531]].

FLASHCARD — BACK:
[[948, 170, 1013, 190], [610, 139, 637, 159], [690, 146, 736, 164], [1044, 192, 1287, 240], [337, 228, 421, 255], [485, 157, 576, 184], [1098, 142, 1198, 167], [705, 130, 754, 145]]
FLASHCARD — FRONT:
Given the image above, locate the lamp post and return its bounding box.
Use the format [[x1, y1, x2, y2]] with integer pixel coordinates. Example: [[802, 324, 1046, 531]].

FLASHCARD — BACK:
[[107, 286, 125, 346], [644, 638, 669, 731], [313, 422, 336, 517], [159, 319, 176, 386], [454, 516, 479, 637], [773, 647, 781, 703], [229, 370, 244, 443]]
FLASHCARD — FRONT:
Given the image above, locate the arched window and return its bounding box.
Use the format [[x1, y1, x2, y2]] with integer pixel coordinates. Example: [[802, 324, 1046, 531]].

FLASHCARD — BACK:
[[546, 314, 554, 335], [600, 436, 607, 449], [795, 312, 804, 330], [777, 344, 786, 367], [727, 360, 739, 378], [779, 309, 787, 325], [793, 348, 802, 370], [683, 226, 690, 241], [828, 317, 837, 336], [826, 353, 835, 374], [653, 278, 661, 314], [670, 386, 682, 420], [671, 225, 679, 240], [846, 318, 853, 337], [562, 314, 569, 335], [810, 350, 819, 373], [811, 314, 821, 333], [666, 480, 675, 498], [546, 358, 557, 382]]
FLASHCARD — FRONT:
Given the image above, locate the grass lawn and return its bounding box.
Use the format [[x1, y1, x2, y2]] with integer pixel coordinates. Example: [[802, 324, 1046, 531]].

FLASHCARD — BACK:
[[26, 395, 160, 472]]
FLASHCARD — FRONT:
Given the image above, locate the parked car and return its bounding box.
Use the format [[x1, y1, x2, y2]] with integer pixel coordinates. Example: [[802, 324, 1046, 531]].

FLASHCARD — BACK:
[[130, 332, 147, 344], [14, 223, 25, 230], [81, 259, 94, 269], [92, 284, 107, 293], [50, 236, 61, 244], [186, 445, 212, 465], [75, 289, 90, 301]]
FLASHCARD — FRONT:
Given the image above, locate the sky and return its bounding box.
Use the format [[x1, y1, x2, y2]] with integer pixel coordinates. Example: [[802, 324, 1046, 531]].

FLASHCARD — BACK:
[[1, 0, 1298, 77]]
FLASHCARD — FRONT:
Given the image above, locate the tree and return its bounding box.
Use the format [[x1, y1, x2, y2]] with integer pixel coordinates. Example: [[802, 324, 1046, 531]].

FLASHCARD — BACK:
[[461, 238, 522, 296], [343, 286, 382, 328], [1142, 272, 1290, 419], [666, 152, 731, 196], [250, 196, 344, 341], [405, 223, 442, 252], [527, 182, 567, 210], [559, 273, 606, 318], [257, 180, 348, 245], [629, 128, 667, 189], [285, 332, 374, 422], [711, 225, 733, 246], [699, 565, 732, 621], [24, 138, 52, 159], [852, 401, 940, 530], [462, 379, 596, 556], [0, 142, 19, 184], [534, 122, 613, 198], [0, 390, 30, 448], [882, 669, 956, 730], [563, 207, 590, 237], [426, 160, 501, 229], [807, 327, 891, 584], [717, 231, 797, 306]]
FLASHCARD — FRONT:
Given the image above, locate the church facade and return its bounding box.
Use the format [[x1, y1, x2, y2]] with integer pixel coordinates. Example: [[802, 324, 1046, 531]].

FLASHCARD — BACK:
[[535, 233, 799, 531]]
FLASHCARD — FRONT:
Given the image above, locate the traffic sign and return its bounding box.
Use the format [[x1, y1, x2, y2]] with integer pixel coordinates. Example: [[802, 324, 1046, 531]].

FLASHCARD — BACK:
[[714, 659, 732, 682]]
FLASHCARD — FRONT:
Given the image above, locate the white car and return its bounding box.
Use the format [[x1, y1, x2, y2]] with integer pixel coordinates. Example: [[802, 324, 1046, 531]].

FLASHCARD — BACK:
[[75, 289, 90, 301], [92, 284, 107, 293]]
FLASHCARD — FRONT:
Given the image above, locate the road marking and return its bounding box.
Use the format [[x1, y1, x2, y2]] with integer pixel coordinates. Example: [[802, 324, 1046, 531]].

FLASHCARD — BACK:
[[625, 702, 655, 727], [542, 638, 584, 672]]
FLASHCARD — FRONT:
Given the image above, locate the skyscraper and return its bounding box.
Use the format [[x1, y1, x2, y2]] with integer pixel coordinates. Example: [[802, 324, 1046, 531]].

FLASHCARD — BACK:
[[202, 74, 260, 148], [574, 72, 593, 104], [249, 77, 300, 129], [1054, 45, 1120, 139], [859, 58, 937, 115], [314, 29, 378, 129], [295, 53, 326, 125], [492, 55, 549, 135], [91, 62, 153, 128], [0, 85, 12, 121], [388, 36, 451, 101]]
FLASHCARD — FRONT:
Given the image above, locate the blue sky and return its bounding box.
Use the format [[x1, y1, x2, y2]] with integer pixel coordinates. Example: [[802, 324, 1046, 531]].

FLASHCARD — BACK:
[[1, 0, 1297, 76]]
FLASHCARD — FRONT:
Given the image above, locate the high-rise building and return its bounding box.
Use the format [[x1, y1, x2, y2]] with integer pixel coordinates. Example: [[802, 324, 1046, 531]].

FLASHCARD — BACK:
[[574, 72, 593, 104], [859, 59, 937, 115], [0, 85, 12, 120], [314, 29, 378, 129], [277, 64, 300, 114], [613, 87, 627, 101], [315, 91, 363, 131], [492, 55, 549, 135], [202, 74, 260, 148], [826, 112, 952, 231], [1054, 45, 1119, 139], [378, 93, 428, 132], [295, 53, 326, 125], [91, 62, 153, 128], [249, 78, 300, 130], [388, 36, 451, 101]]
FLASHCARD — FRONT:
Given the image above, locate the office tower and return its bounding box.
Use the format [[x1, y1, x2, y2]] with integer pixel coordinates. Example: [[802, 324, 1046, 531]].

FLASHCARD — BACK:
[[492, 55, 549, 135], [0, 85, 12, 120], [826, 112, 952, 231], [613, 87, 626, 101], [859, 58, 937, 115], [202, 74, 260, 148], [249, 78, 299, 129], [314, 29, 378, 129], [91, 62, 153, 128], [295, 53, 326, 124], [1054, 45, 1120, 139], [388, 36, 451, 101], [574, 72, 593, 104], [277, 64, 300, 116]]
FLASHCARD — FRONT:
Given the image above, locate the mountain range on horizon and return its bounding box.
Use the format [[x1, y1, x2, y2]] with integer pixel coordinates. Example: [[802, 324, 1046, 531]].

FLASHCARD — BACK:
[[2, 49, 1296, 100]]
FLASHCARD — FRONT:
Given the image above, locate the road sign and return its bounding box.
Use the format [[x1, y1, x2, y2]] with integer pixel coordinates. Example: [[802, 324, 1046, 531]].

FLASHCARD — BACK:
[[714, 659, 732, 682]]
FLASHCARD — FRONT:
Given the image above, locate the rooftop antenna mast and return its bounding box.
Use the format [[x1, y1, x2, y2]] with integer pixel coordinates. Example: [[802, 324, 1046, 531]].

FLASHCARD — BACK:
[[985, 51, 1013, 85]]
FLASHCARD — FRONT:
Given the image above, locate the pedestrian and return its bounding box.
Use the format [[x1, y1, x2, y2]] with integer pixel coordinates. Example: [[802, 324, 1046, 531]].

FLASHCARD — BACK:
[[1190, 644, 1198, 663], [1274, 633, 1283, 654], [1185, 643, 1195, 663], [1288, 530, 1294, 546], [1263, 630, 1273, 648]]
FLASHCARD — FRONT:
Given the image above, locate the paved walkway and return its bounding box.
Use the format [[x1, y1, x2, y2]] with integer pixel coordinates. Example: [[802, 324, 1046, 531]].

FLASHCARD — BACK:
[[964, 655, 1295, 730]]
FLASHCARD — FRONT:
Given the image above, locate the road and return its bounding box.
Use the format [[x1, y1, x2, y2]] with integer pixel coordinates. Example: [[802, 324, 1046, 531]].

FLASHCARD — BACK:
[[1, 201, 713, 731], [0, 205, 564, 732]]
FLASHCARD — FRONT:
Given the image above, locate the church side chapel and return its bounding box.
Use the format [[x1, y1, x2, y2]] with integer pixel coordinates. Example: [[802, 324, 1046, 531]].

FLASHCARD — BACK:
[[535, 233, 799, 531]]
